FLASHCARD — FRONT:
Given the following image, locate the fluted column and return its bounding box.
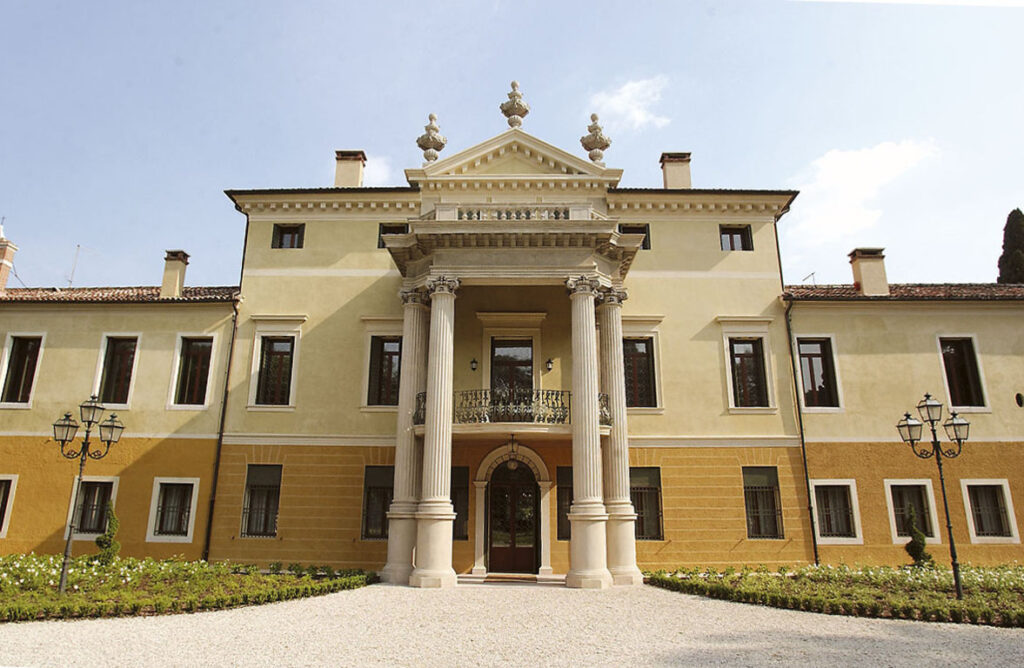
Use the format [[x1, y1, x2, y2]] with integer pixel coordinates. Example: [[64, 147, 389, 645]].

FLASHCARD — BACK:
[[382, 288, 429, 584], [598, 288, 644, 585], [565, 275, 612, 589], [409, 276, 459, 588]]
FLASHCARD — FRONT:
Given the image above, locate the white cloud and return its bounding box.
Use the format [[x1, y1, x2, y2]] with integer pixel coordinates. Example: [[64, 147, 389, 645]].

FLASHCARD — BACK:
[[362, 155, 393, 186], [589, 76, 671, 131], [785, 139, 939, 244], [793, 1, 1024, 6]]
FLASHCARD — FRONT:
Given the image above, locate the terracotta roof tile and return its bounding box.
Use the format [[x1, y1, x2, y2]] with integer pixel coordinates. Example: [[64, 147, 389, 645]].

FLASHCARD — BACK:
[[0, 286, 239, 304], [783, 283, 1024, 302]]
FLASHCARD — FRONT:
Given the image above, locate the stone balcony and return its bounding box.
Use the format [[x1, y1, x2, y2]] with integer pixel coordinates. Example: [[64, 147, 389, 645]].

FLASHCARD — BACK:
[[413, 389, 611, 428]]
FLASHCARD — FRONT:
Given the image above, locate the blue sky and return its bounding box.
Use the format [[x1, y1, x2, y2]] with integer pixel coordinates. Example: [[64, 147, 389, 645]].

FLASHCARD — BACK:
[[2, 0, 1022, 289]]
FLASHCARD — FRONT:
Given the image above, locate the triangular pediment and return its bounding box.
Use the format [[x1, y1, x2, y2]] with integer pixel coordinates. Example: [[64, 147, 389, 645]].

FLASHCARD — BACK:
[[405, 128, 621, 184]]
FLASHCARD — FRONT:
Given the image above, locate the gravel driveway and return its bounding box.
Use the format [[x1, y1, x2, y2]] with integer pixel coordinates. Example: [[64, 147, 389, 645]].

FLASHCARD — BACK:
[[1, 582, 1022, 667]]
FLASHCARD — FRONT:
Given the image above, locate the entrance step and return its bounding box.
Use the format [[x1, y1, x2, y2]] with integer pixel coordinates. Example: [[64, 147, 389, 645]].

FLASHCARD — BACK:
[[458, 573, 566, 586]]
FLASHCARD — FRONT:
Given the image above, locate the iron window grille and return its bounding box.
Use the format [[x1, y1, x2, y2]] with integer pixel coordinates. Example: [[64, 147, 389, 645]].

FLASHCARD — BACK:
[[361, 466, 394, 539], [1, 336, 41, 403], [743, 467, 782, 539], [271, 224, 304, 249], [255, 336, 294, 405], [891, 485, 934, 537], [241, 464, 282, 538], [968, 485, 1012, 537], [99, 337, 137, 404], [75, 481, 113, 534], [939, 338, 985, 407], [154, 483, 194, 536], [175, 337, 213, 405], [814, 485, 855, 537], [798, 338, 839, 408]]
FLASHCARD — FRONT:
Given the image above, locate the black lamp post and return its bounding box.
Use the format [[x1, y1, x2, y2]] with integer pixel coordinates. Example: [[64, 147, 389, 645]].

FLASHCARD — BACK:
[[52, 395, 125, 594], [896, 392, 969, 600]]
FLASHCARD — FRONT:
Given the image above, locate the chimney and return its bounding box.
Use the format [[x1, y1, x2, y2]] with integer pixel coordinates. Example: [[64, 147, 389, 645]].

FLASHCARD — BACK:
[[334, 150, 366, 187], [660, 152, 691, 189], [0, 225, 17, 295], [849, 248, 889, 296], [160, 250, 189, 298]]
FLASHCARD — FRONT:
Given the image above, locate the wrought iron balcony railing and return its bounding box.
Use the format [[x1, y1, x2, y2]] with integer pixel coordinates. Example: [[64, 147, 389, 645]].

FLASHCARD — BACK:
[[413, 390, 611, 427]]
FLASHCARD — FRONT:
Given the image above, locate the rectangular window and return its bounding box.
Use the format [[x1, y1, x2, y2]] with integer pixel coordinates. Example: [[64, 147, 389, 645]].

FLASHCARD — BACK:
[[99, 337, 137, 405], [940, 337, 985, 407], [154, 483, 194, 537], [452, 467, 469, 540], [967, 485, 1012, 538], [623, 338, 657, 408], [255, 336, 294, 405], [630, 467, 663, 540], [618, 223, 651, 250], [2, 336, 42, 404], [814, 485, 855, 538], [798, 338, 839, 408], [377, 223, 409, 248], [362, 466, 394, 540], [720, 225, 753, 251], [556, 467, 572, 540], [891, 484, 934, 537], [743, 467, 782, 539], [75, 481, 114, 534], [0, 478, 12, 535], [730, 338, 768, 407], [242, 465, 281, 537], [367, 336, 402, 406], [174, 337, 213, 406], [271, 224, 304, 249]]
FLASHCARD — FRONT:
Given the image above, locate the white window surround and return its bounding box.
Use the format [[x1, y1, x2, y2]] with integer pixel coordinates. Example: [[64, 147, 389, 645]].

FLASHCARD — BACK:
[[809, 478, 863, 545], [146, 477, 201, 543], [91, 333, 142, 410], [0, 474, 19, 538], [477, 312, 546, 392], [0, 332, 46, 409], [166, 333, 218, 410], [793, 333, 845, 414], [622, 315, 665, 414], [883, 478, 941, 545], [935, 333, 990, 414], [960, 478, 1020, 545], [360, 316, 403, 412], [246, 315, 306, 411], [716, 316, 777, 414], [64, 475, 119, 541]]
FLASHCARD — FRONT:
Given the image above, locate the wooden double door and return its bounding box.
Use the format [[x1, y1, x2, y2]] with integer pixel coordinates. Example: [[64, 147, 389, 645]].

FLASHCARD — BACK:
[[488, 460, 539, 573]]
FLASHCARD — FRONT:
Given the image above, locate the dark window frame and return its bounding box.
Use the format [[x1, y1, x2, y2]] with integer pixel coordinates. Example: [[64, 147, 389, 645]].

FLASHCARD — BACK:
[[720, 225, 753, 251], [367, 336, 402, 406], [618, 223, 651, 250], [630, 467, 664, 540], [174, 337, 213, 406], [98, 337, 138, 405], [1, 335, 42, 404], [153, 482, 195, 537], [361, 466, 394, 540], [939, 337, 985, 407], [271, 224, 305, 249], [743, 467, 783, 539], [241, 465, 282, 538], [623, 337, 657, 408], [556, 467, 572, 540], [967, 484, 1012, 538], [377, 223, 409, 248], [798, 338, 839, 408], [0, 478, 12, 532], [255, 336, 295, 406], [74, 480, 114, 535], [452, 467, 469, 541], [814, 484, 857, 538], [729, 337, 769, 408]]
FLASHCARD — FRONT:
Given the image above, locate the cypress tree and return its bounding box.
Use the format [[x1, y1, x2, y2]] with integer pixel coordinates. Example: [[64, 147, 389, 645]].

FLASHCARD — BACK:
[[997, 208, 1024, 283]]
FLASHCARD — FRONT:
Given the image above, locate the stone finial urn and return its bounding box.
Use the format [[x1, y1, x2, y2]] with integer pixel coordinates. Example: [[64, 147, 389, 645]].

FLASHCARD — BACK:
[[581, 114, 611, 164], [500, 81, 530, 128], [416, 113, 447, 163]]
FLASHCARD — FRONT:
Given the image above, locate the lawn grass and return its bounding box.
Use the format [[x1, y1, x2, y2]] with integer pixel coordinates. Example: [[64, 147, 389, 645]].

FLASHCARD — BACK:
[[646, 563, 1024, 626], [0, 553, 376, 622]]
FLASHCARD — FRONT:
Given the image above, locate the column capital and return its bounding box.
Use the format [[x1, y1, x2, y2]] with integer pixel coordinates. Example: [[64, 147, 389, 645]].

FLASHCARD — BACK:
[[597, 287, 628, 307], [566, 274, 601, 297], [426, 275, 460, 297], [400, 288, 429, 307]]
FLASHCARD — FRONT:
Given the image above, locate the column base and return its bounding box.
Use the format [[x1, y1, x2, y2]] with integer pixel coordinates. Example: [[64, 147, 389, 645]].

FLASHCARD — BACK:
[[409, 501, 457, 589], [381, 504, 418, 585], [606, 503, 643, 587], [566, 505, 612, 590], [408, 569, 458, 589]]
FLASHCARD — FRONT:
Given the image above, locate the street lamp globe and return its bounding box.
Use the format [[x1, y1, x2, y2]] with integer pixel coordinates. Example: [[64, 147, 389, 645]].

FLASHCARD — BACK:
[[98, 414, 125, 445], [944, 412, 970, 444], [916, 393, 943, 424], [79, 395, 105, 426], [53, 413, 80, 445], [896, 412, 923, 444]]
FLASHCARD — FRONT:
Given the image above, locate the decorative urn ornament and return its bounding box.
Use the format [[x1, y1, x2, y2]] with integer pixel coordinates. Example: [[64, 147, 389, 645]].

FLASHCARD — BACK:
[[500, 81, 530, 128], [416, 113, 447, 163], [581, 113, 611, 164]]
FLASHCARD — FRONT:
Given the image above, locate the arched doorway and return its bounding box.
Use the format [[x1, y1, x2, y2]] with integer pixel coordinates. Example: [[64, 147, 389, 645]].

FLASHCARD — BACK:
[[488, 460, 539, 573]]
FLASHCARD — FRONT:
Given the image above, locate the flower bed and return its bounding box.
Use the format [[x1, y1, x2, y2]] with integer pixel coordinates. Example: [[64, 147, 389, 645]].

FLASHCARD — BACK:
[[0, 554, 377, 622], [646, 564, 1024, 627]]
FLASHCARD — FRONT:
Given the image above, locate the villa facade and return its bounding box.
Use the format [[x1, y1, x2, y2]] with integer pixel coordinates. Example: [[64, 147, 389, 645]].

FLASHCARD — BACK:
[[1, 86, 1022, 587]]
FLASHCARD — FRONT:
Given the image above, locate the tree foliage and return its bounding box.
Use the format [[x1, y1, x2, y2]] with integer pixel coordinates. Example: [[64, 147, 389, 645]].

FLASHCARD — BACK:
[[997, 208, 1024, 283], [904, 506, 933, 567], [94, 502, 121, 565]]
